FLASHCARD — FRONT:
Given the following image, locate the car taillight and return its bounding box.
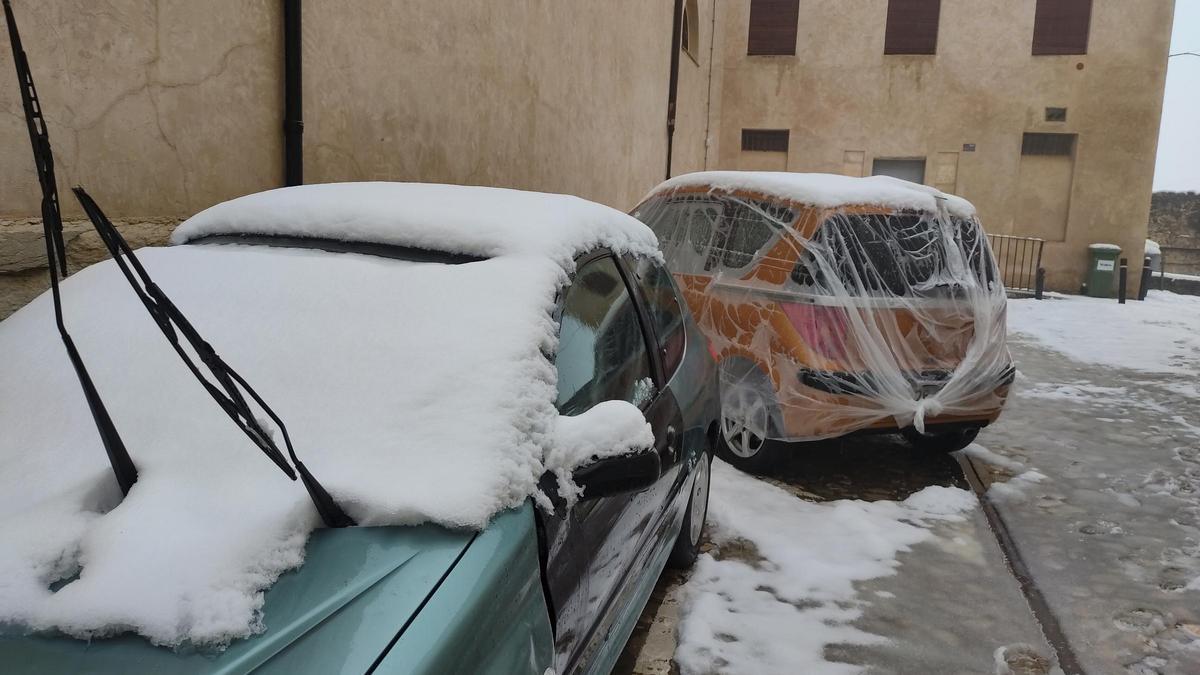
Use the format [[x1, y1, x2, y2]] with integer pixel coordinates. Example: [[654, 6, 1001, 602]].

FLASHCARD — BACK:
[[780, 302, 850, 361]]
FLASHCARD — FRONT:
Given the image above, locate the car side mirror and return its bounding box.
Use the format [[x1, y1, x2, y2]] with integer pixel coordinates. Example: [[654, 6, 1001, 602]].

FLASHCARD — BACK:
[[544, 400, 660, 505], [573, 444, 661, 500]]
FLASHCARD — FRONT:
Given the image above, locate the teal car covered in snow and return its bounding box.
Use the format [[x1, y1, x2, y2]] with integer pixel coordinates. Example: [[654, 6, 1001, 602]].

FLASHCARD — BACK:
[[1, 5, 717, 672], [0, 183, 719, 675]]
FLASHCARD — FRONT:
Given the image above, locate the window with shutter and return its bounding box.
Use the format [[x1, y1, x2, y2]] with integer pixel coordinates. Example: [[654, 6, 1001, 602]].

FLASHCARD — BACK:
[[1032, 0, 1092, 55], [747, 0, 799, 56], [884, 0, 941, 55]]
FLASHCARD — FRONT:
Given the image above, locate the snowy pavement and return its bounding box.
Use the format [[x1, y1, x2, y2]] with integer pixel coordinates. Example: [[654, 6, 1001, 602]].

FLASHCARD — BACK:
[[620, 290, 1200, 674], [619, 437, 1058, 675], [979, 291, 1200, 674]]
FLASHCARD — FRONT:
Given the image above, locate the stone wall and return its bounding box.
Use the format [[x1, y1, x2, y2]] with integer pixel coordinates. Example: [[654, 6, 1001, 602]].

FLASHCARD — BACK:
[[1147, 192, 1200, 276]]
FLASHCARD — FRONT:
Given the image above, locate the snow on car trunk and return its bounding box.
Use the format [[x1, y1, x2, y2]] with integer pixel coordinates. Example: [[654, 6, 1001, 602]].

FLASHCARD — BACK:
[[0, 183, 658, 646]]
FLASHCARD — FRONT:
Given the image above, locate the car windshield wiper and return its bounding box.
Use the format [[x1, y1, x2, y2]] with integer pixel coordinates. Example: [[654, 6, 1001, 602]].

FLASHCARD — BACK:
[[4, 0, 354, 528], [73, 188, 354, 528], [3, 0, 137, 493]]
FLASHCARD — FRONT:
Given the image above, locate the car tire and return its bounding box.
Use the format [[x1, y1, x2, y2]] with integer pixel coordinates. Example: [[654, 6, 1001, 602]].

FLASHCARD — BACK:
[[715, 361, 783, 473], [668, 450, 711, 570], [901, 426, 981, 453]]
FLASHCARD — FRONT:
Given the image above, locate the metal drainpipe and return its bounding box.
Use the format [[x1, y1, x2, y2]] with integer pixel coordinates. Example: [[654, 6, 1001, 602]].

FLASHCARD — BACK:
[[665, 0, 684, 180], [283, 0, 303, 186]]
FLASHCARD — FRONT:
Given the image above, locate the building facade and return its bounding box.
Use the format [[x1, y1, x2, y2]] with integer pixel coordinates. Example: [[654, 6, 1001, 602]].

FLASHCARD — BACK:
[[0, 0, 718, 318], [711, 0, 1175, 295], [0, 0, 1175, 319]]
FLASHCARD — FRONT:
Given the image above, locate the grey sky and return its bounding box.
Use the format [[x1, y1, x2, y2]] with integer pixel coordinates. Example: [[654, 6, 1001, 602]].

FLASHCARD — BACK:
[[1154, 0, 1200, 192]]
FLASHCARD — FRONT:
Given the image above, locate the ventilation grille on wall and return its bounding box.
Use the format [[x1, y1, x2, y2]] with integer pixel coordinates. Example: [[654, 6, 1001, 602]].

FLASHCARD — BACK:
[[1022, 132, 1075, 156], [742, 129, 790, 152]]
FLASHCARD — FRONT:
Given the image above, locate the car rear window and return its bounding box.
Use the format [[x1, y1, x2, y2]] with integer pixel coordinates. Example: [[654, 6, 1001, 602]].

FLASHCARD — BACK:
[[791, 212, 996, 297]]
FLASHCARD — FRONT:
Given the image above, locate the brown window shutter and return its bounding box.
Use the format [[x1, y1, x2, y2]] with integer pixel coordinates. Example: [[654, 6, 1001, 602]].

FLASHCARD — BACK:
[[742, 129, 790, 152], [884, 0, 941, 55], [1032, 0, 1092, 55], [747, 0, 800, 56]]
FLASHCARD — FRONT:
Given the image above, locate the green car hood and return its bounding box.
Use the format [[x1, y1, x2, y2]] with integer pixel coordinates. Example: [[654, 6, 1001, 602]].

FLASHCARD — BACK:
[[0, 523, 474, 674]]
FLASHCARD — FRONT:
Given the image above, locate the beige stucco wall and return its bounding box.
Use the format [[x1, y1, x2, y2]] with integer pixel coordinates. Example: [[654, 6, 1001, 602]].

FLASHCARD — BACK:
[[1, 0, 697, 320], [0, 0, 281, 318], [302, 0, 676, 211], [713, 0, 1175, 295]]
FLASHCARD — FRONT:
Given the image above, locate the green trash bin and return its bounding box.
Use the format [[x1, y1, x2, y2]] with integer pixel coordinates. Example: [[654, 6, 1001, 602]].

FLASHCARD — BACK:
[[1086, 243, 1122, 298]]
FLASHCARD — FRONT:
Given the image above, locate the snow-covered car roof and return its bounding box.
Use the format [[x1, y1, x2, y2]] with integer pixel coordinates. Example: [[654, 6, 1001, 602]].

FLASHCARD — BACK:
[[0, 182, 657, 647], [647, 171, 977, 220], [172, 181, 658, 265]]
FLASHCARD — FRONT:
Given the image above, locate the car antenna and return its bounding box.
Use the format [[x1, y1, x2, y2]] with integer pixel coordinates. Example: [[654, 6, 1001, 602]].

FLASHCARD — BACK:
[[3, 0, 137, 494], [4, 0, 354, 528]]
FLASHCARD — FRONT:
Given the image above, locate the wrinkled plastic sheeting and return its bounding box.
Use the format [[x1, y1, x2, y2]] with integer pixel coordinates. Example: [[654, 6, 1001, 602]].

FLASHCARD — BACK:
[[633, 189, 1013, 442]]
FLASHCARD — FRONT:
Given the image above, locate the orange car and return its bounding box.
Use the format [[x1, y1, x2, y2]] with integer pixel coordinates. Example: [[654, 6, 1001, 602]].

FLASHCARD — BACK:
[[632, 172, 1014, 470]]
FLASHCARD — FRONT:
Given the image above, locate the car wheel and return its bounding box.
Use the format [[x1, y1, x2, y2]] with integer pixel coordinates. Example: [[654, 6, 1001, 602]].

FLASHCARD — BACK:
[[716, 364, 781, 473], [668, 450, 711, 570], [901, 426, 981, 453]]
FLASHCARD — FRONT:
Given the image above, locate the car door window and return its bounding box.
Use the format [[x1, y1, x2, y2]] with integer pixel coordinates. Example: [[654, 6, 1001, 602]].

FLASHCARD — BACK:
[[556, 256, 656, 414], [716, 200, 789, 272], [631, 257, 686, 380]]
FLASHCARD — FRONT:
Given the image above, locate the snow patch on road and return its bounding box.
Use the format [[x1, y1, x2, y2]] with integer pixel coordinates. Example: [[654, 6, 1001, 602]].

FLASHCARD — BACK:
[[1007, 291, 1200, 376], [674, 460, 976, 675]]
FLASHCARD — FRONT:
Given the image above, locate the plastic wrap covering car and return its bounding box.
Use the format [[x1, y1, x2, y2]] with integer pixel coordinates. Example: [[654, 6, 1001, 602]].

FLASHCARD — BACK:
[[632, 187, 1013, 444]]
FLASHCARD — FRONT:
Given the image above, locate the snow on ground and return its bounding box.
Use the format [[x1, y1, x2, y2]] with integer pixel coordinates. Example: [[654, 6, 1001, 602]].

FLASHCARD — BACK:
[[674, 460, 976, 675], [1006, 290, 1200, 375]]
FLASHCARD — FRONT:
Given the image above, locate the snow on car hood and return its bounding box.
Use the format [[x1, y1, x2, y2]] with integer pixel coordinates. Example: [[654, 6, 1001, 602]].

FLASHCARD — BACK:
[[0, 183, 658, 647]]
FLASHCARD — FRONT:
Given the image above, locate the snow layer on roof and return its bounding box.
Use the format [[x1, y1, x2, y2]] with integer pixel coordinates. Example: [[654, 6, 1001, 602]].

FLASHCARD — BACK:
[[0, 181, 658, 648], [650, 171, 978, 219], [171, 182, 659, 266]]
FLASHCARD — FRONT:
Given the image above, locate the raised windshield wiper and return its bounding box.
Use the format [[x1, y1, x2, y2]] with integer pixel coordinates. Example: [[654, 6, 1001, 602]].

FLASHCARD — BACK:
[[3, 0, 137, 493], [73, 188, 355, 528], [4, 0, 354, 528]]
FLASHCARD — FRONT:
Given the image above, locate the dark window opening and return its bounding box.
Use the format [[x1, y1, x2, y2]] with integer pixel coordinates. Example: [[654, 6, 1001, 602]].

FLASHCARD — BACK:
[[1022, 132, 1076, 156], [747, 0, 799, 56], [741, 129, 790, 153], [1032, 0, 1092, 55], [681, 0, 700, 61], [1045, 107, 1068, 122], [884, 0, 941, 55]]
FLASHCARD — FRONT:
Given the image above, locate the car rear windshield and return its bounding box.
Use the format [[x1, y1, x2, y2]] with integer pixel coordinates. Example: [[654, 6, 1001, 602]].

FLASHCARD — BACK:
[[790, 212, 997, 297]]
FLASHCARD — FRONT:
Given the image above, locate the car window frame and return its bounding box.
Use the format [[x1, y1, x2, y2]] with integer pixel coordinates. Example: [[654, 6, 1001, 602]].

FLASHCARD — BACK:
[[552, 248, 667, 412], [624, 253, 688, 385]]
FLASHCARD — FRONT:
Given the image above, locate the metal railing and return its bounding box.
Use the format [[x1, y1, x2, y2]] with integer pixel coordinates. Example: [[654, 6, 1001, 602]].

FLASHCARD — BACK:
[[987, 233, 1045, 297]]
